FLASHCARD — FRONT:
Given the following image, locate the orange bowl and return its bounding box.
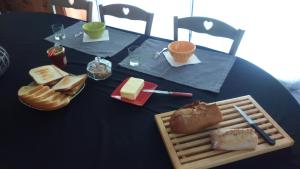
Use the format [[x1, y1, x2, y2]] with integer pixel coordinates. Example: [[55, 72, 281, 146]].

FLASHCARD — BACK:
[[168, 41, 196, 63]]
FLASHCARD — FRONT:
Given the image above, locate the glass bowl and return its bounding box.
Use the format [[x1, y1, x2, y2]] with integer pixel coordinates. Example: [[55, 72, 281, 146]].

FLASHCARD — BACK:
[[87, 57, 112, 80]]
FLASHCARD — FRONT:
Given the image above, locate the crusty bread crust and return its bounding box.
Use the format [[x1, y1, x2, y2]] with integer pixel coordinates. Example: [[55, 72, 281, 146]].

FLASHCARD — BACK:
[[170, 101, 223, 134]]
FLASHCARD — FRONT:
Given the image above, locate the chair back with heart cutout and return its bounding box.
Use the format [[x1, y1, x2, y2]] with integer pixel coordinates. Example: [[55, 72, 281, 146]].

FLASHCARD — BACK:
[[50, 0, 93, 22], [99, 4, 154, 36], [174, 16, 244, 56]]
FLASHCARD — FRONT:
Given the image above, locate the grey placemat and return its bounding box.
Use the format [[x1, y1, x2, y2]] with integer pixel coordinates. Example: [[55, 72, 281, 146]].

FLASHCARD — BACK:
[[119, 38, 236, 93], [45, 21, 140, 57]]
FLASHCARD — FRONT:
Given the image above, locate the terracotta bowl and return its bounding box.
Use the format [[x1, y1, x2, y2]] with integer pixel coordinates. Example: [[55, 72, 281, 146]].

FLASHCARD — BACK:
[[168, 41, 196, 63]]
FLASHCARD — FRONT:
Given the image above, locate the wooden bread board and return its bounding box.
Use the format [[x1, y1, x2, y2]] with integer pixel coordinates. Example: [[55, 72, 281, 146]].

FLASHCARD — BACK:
[[155, 95, 294, 169]]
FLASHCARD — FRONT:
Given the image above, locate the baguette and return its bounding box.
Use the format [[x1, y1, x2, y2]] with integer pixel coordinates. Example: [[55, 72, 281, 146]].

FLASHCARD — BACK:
[[170, 101, 223, 134], [210, 128, 258, 150]]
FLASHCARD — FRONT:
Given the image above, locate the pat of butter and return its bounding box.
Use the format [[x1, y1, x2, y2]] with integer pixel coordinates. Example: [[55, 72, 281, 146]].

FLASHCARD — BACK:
[[120, 77, 144, 100]]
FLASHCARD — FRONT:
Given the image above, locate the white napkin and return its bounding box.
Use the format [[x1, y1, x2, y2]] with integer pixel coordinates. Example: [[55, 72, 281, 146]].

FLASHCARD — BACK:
[[163, 51, 201, 67], [83, 30, 109, 43]]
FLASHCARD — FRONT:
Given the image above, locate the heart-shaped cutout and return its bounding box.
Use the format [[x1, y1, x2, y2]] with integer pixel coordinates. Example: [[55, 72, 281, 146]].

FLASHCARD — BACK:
[[203, 20, 213, 30], [68, 0, 74, 5], [123, 7, 130, 15]]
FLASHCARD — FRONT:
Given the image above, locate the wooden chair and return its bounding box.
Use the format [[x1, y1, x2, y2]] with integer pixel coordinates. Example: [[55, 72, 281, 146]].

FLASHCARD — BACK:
[[99, 4, 154, 36], [174, 16, 244, 56], [50, 0, 93, 22]]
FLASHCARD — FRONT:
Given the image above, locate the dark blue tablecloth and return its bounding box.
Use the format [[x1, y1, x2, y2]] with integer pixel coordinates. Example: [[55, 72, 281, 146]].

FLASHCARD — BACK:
[[0, 12, 299, 169]]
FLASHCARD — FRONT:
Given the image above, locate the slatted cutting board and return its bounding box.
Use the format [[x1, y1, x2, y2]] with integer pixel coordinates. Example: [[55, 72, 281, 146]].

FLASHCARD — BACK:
[[155, 95, 294, 169]]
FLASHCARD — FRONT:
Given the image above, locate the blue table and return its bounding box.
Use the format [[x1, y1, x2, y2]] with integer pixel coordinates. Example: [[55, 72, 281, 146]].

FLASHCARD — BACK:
[[0, 12, 299, 169]]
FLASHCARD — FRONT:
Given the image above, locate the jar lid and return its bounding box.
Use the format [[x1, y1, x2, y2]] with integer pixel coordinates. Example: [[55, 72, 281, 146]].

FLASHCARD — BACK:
[[94, 56, 111, 68], [47, 46, 64, 56]]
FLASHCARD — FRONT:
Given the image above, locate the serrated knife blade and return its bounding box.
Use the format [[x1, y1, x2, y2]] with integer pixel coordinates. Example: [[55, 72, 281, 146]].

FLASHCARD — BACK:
[[234, 105, 275, 145]]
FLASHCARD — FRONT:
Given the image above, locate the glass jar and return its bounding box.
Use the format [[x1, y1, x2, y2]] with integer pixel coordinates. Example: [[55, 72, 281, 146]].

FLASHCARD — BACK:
[[47, 45, 67, 69], [87, 57, 112, 80]]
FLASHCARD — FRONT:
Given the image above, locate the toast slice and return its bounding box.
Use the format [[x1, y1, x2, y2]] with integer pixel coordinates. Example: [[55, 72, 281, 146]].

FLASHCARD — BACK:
[[19, 67, 84, 111], [52, 65, 69, 77], [29, 93, 71, 111], [29, 65, 68, 85], [18, 84, 71, 111], [21, 86, 55, 103], [62, 79, 85, 96], [18, 84, 44, 100], [51, 74, 87, 91]]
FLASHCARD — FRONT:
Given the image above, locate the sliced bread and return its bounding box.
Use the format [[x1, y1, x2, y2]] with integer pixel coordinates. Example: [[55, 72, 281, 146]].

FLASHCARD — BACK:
[[51, 74, 87, 91], [62, 80, 85, 96], [29, 93, 71, 111], [18, 84, 71, 111], [52, 65, 69, 77], [18, 85, 44, 100], [29, 65, 67, 85]]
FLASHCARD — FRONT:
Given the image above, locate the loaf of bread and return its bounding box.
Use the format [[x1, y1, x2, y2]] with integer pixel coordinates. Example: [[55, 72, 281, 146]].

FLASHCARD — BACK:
[[170, 101, 223, 134], [210, 128, 258, 150]]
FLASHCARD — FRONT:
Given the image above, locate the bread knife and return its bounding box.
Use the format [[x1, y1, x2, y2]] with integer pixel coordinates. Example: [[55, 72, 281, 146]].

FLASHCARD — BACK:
[[234, 105, 276, 145], [143, 89, 193, 97]]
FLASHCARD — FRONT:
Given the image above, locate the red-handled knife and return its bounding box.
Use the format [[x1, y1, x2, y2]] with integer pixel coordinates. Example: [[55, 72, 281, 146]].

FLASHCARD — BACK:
[[143, 89, 193, 97]]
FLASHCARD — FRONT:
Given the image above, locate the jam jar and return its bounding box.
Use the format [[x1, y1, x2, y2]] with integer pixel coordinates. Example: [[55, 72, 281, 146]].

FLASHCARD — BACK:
[[47, 45, 67, 69], [87, 57, 112, 80]]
